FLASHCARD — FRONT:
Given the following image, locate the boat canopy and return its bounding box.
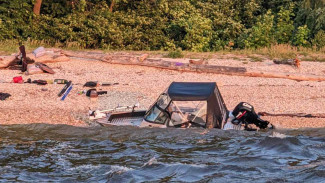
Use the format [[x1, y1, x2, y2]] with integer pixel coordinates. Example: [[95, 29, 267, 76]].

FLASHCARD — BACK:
[[144, 82, 228, 129], [168, 82, 216, 101]]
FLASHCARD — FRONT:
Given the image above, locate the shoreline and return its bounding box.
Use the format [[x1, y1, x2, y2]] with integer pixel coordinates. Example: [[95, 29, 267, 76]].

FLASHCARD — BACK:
[[1, 51, 325, 129]]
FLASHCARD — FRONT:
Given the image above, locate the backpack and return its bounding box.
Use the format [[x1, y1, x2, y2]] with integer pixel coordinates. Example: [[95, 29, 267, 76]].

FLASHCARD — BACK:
[[232, 102, 270, 130]]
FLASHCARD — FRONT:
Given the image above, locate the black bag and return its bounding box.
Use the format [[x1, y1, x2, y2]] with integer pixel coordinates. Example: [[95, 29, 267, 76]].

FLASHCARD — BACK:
[[0, 93, 11, 101], [84, 81, 98, 87], [32, 80, 47, 85], [232, 102, 270, 129]]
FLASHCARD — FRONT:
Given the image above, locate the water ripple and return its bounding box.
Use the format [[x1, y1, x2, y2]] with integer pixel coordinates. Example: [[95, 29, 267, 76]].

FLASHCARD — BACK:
[[0, 124, 325, 182]]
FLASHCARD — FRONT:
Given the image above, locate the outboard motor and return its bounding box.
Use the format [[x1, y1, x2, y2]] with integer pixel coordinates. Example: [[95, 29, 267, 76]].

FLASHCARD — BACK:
[[232, 102, 272, 130]]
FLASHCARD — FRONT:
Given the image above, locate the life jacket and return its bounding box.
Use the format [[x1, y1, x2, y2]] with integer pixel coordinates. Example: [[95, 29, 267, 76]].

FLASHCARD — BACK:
[[231, 102, 270, 130]]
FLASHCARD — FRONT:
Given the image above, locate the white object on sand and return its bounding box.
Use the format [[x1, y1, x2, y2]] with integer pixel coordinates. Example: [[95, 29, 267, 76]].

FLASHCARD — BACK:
[[32, 47, 46, 58]]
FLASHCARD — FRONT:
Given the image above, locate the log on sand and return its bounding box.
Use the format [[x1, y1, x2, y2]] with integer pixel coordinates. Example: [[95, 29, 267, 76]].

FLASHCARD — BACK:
[[63, 50, 325, 82], [258, 112, 325, 118], [0, 50, 69, 69], [63, 50, 246, 75], [0, 56, 17, 68]]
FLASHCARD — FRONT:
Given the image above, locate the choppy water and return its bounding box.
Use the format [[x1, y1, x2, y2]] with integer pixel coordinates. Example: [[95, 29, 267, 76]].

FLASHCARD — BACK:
[[1, 124, 325, 182]]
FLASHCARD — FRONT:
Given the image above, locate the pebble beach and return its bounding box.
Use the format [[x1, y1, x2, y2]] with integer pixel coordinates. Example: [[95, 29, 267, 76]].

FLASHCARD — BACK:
[[1, 52, 325, 129]]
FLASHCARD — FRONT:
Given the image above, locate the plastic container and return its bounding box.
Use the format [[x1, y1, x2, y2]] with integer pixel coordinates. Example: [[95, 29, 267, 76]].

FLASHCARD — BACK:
[[13, 76, 23, 83], [54, 79, 68, 84]]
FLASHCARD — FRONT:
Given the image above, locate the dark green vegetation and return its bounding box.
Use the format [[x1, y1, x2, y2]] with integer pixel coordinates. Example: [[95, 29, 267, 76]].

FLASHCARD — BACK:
[[1, 0, 325, 52]]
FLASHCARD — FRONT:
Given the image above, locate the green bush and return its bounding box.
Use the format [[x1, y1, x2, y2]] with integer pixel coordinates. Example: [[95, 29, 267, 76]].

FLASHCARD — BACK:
[[293, 25, 310, 47], [275, 5, 294, 44], [244, 10, 275, 49], [312, 30, 325, 50], [166, 48, 184, 58]]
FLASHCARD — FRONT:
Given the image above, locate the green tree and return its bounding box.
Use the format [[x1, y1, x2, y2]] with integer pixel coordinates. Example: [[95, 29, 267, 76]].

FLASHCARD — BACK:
[[293, 25, 310, 47], [295, 0, 325, 38], [312, 30, 325, 50], [275, 5, 294, 44], [244, 10, 275, 48]]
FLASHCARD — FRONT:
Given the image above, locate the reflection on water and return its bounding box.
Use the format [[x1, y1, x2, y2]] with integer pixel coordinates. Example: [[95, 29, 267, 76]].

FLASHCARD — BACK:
[[1, 124, 325, 182]]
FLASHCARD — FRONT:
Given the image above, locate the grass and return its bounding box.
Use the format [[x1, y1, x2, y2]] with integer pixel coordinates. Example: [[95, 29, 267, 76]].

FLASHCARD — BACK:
[[230, 56, 244, 61], [303, 55, 325, 62], [1, 40, 325, 62], [247, 55, 263, 62]]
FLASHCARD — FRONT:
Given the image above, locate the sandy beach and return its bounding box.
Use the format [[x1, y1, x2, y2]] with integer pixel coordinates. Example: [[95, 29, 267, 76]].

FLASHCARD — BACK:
[[1, 51, 325, 129]]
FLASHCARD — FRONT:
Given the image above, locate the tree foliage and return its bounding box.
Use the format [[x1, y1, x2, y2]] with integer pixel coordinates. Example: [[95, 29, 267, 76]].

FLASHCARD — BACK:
[[0, 0, 324, 50]]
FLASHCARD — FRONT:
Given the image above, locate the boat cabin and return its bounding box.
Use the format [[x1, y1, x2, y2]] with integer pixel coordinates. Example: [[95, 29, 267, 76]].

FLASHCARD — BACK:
[[139, 82, 228, 128]]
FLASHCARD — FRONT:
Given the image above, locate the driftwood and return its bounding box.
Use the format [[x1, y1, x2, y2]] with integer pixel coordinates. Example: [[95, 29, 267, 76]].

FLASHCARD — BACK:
[[273, 58, 300, 68], [63, 51, 247, 75], [258, 112, 325, 118], [245, 71, 325, 82], [189, 59, 205, 65], [0, 56, 17, 68], [62, 50, 325, 82], [0, 49, 69, 69]]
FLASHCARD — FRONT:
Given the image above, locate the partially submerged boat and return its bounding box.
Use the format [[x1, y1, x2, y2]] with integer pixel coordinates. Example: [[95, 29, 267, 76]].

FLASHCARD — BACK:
[[92, 82, 271, 130]]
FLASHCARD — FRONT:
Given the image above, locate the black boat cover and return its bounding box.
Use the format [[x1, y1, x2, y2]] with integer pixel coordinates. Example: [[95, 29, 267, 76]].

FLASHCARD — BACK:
[[145, 82, 228, 129], [168, 82, 216, 101], [167, 82, 228, 128]]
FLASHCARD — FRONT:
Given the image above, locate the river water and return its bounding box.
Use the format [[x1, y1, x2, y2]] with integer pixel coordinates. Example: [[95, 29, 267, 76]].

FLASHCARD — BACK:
[[1, 124, 325, 182]]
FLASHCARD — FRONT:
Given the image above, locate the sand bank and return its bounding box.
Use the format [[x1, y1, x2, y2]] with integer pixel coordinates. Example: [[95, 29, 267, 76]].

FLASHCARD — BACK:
[[0, 51, 324, 129]]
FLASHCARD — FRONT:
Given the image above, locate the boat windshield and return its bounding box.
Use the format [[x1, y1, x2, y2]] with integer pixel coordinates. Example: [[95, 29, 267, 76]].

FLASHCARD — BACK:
[[144, 93, 171, 124], [168, 101, 207, 126]]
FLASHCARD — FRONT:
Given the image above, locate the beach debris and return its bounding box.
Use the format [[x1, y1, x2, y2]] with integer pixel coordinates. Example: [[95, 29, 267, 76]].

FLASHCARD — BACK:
[[61, 84, 73, 101], [0, 55, 17, 68], [258, 112, 325, 118], [101, 82, 119, 86], [0, 92, 11, 101], [84, 81, 98, 87], [0, 46, 69, 69], [26, 64, 44, 75], [26, 47, 70, 63], [54, 79, 68, 84], [84, 81, 119, 87], [32, 47, 46, 58], [12, 76, 23, 83], [273, 58, 300, 68], [19, 45, 28, 72], [97, 91, 108, 95], [175, 62, 184, 66], [25, 78, 48, 85], [35, 62, 55, 74], [32, 80, 47, 85], [86, 89, 107, 98], [46, 79, 54, 84], [189, 59, 204, 65], [86, 89, 98, 98], [41, 88, 48, 91], [77, 90, 87, 95], [58, 81, 72, 97], [138, 54, 149, 62]]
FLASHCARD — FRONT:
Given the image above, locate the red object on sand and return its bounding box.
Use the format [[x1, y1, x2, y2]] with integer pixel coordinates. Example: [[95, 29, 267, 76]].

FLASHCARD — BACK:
[[13, 76, 23, 83]]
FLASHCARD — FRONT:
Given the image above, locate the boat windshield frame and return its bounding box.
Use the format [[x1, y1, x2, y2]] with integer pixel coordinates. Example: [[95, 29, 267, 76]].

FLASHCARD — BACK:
[[144, 93, 172, 124]]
